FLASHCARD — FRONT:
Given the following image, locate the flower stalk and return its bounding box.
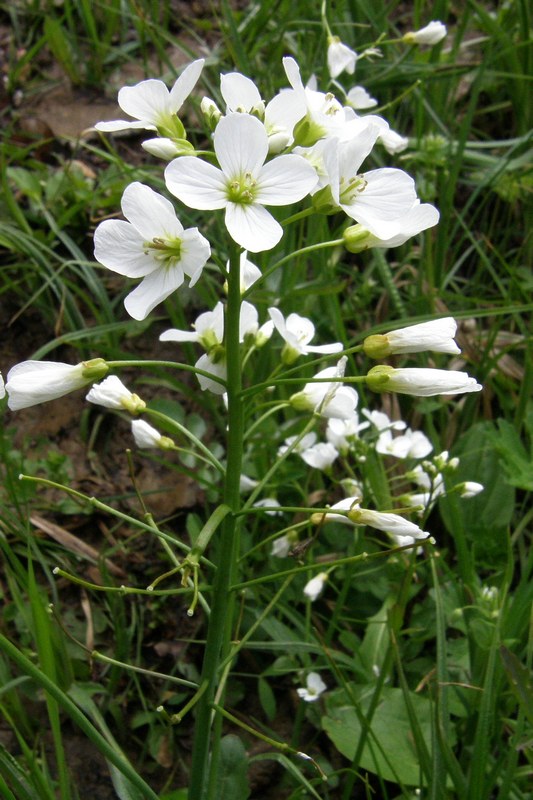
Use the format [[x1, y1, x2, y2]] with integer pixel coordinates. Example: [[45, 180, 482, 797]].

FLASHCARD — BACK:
[[188, 244, 245, 799]]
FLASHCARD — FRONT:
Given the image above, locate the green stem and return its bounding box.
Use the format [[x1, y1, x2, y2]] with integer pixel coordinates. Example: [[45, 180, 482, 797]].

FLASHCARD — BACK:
[[188, 244, 244, 799]]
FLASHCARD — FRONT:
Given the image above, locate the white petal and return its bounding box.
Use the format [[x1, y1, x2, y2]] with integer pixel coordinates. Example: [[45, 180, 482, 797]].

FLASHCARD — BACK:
[[168, 59, 205, 112], [165, 157, 227, 209], [345, 168, 417, 232], [159, 328, 199, 343], [121, 182, 184, 240], [256, 155, 318, 205], [131, 419, 162, 448], [195, 354, 227, 394], [220, 72, 262, 112], [346, 86, 378, 110], [124, 267, 184, 320], [95, 119, 155, 132], [6, 361, 86, 410], [141, 137, 182, 159], [214, 113, 268, 178], [118, 79, 171, 124], [225, 203, 282, 252], [93, 220, 155, 278], [179, 228, 211, 285]]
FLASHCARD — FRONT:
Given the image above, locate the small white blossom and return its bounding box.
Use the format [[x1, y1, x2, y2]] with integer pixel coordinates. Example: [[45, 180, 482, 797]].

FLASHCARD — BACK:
[[131, 419, 174, 450], [327, 37, 358, 78], [94, 59, 204, 135], [378, 127, 409, 154], [290, 357, 358, 420], [459, 481, 484, 498], [253, 498, 282, 516], [271, 534, 291, 558], [303, 572, 328, 601], [239, 474, 259, 493], [366, 366, 482, 397], [363, 318, 460, 358], [86, 375, 146, 414], [376, 428, 433, 459], [403, 21, 447, 46], [313, 497, 430, 539], [300, 442, 339, 470], [297, 672, 327, 702], [346, 85, 378, 110], [278, 432, 318, 458], [268, 308, 343, 363], [326, 414, 368, 453], [0, 372, 5, 400], [94, 182, 210, 320], [6, 359, 108, 411]]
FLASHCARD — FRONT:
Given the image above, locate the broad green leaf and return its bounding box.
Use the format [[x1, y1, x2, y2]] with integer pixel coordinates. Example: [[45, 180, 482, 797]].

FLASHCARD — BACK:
[[500, 646, 533, 725], [323, 687, 438, 786], [487, 418, 533, 491], [213, 735, 250, 800], [440, 421, 514, 563]]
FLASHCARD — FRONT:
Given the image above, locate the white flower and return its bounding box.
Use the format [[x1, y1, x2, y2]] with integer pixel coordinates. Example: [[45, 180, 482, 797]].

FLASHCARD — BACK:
[[282, 57, 353, 143], [327, 38, 358, 78], [160, 305, 228, 394], [363, 409, 406, 432], [141, 137, 184, 160], [6, 359, 108, 411], [300, 442, 339, 470], [303, 572, 328, 601], [315, 497, 430, 539], [326, 414, 369, 452], [94, 59, 204, 135], [366, 366, 482, 397], [164, 113, 318, 252], [271, 535, 291, 558], [0, 372, 5, 400], [131, 419, 174, 450], [268, 308, 343, 363], [253, 498, 282, 516], [409, 464, 445, 496], [160, 302, 225, 348], [376, 427, 433, 459], [403, 21, 447, 46], [343, 202, 439, 251], [346, 85, 378, 110], [278, 432, 318, 458], [240, 474, 259, 493], [459, 481, 484, 498], [324, 135, 419, 239], [93, 182, 210, 320], [378, 128, 409, 154], [290, 357, 358, 420], [86, 375, 145, 414], [297, 672, 327, 702], [195, 354, 227, 394], [363, 318, 460, 358]]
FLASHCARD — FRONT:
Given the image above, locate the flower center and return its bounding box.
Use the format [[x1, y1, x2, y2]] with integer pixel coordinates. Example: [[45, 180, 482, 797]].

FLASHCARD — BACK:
[[145, 236, 183, 268], [339, 174, 368, 205], [226, 172, 257, 204]]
